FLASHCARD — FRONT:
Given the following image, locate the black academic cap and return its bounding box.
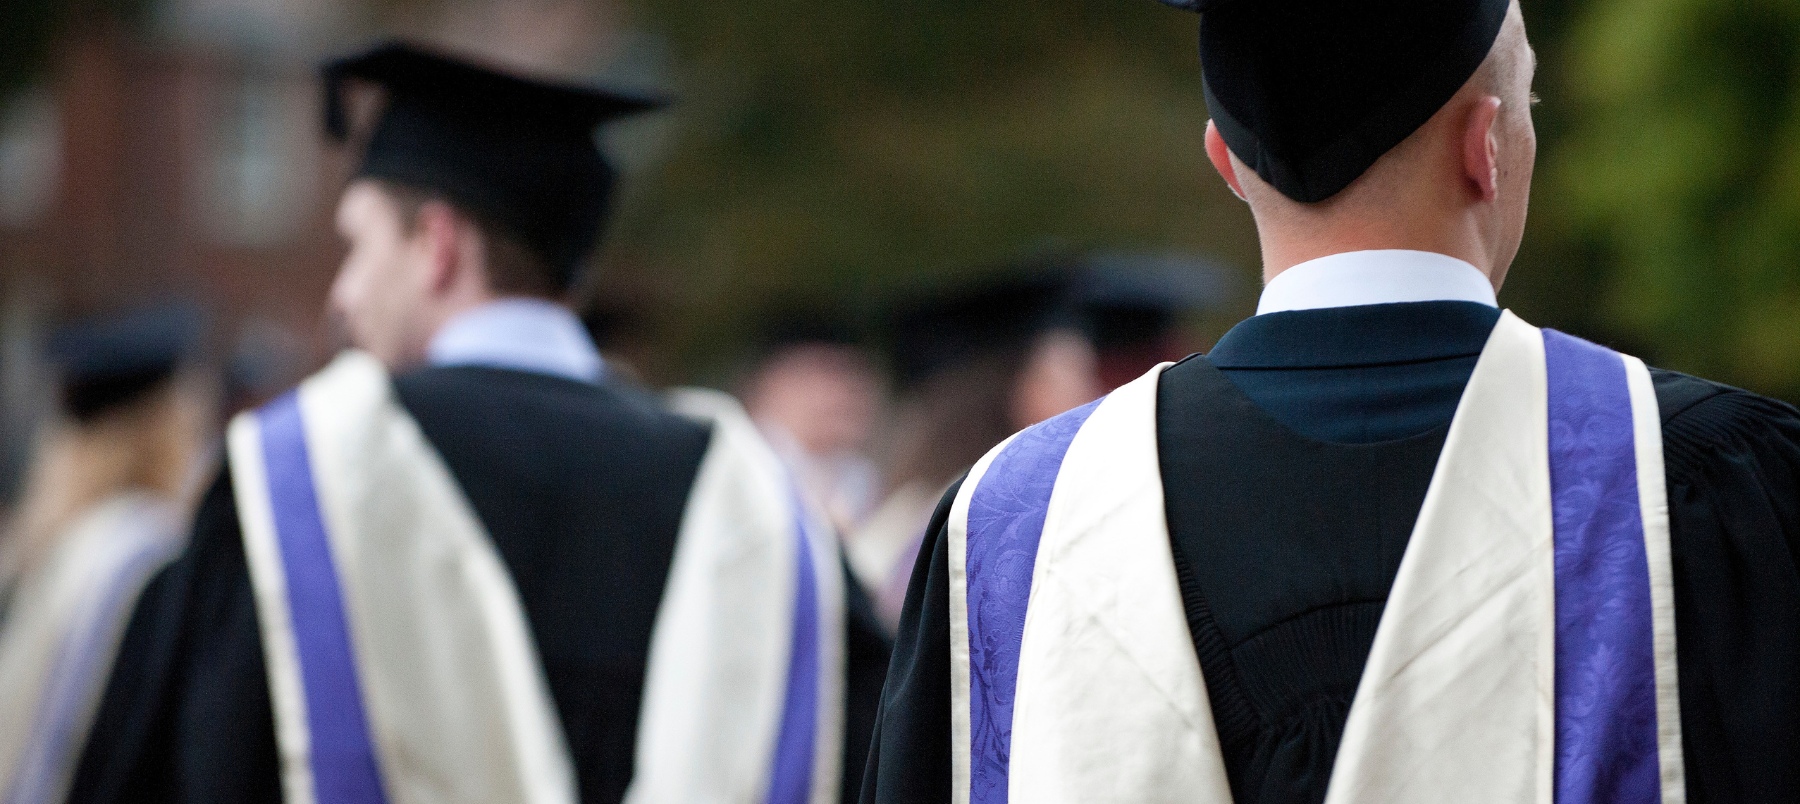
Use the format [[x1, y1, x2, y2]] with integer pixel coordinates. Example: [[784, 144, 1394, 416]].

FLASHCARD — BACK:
[[47, 302, 205, 422], [1072, 252, 1234, 350], [322, 41, 664, 289], [754, 306, 863, 356], [885, 270, 1084, 391], [1154, 0, 1511, 203]]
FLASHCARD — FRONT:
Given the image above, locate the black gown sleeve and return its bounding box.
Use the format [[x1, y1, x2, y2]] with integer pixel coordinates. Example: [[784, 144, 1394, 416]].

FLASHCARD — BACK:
[[858, 478, 962, 804], [1654, 378, 1800, 804], [67, 468, 281, 804]]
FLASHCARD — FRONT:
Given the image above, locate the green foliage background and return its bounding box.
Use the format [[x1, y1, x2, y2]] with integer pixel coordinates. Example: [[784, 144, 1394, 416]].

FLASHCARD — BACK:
[[6, 0, 1798, 398], [600, 0, 1259, 378], [604, 0, 1800, 399], [1533, 0, 1800, 398]]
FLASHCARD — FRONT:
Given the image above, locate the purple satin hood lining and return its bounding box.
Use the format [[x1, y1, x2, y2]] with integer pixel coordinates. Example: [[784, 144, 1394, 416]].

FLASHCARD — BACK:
[[766, 484, 822, 804], [1544, 329, 1663, 804], [258, 392, 389, 804], [961, 399, 1103, 804], [7, 510, 179, 804]]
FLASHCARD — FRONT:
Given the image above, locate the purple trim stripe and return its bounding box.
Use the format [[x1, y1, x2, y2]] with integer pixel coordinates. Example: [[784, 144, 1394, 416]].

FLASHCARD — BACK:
[[258, 392, 389, 804], [1544, 330, 1661, 804], [7, 513, 178, 804], [962, 399, 1102, 804], [765, 486, 821, 804]]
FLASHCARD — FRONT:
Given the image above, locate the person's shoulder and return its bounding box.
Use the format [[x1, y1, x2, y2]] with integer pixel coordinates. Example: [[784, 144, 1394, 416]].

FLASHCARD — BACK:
[[1649, 367, 1800, 472], [1650, 367, 1798, 428]]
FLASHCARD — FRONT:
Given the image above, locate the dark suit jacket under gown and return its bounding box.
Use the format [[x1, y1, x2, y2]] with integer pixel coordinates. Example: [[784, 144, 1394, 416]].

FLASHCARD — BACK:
[[69, 366, 891, 804], [861, 302, 1800, 804]]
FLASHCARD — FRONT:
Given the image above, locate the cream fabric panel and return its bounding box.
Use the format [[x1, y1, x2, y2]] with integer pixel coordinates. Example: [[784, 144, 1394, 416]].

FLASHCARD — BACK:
[[1008, 366, 1232, 804], [1324, 311, 1554, 804], [1624, 356, 1686, 804], [0, 495, 182, 804], [232, 352, 576, 804], [627, 389, 845, 804]]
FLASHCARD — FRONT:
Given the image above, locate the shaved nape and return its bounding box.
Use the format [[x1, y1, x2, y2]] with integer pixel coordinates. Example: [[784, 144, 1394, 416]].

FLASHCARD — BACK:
[[1475, 2, 1529, 97]]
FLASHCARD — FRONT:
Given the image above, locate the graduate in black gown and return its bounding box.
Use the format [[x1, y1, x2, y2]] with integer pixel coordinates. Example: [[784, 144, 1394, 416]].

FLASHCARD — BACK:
[[0, 305, 209, 804], [862, 1, 1800, 802], [72, 42, 888, 804]]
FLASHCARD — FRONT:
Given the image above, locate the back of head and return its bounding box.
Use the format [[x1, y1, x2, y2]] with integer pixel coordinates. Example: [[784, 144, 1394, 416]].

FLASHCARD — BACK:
[[322, 41, 663, 294], [47, 303, 203, 425], [5, 304, 212, 583], [1188, 0, 1513, 203], [1159, 0, 1536, 276], [368, 179, 566, 298]]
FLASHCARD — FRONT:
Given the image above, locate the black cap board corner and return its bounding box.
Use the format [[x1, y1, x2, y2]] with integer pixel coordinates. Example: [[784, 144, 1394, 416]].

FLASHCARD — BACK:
[[1155, 0, 1512, 203], [321, 40, 667, 289], [48, 301, 206, 422], [883, 265, 1087, 391]]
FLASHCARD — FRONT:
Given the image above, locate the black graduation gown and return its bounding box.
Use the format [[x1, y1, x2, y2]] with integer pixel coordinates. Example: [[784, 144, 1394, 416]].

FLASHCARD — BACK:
[[861, 302, 1800, 804], [69, 365, 891, 804]]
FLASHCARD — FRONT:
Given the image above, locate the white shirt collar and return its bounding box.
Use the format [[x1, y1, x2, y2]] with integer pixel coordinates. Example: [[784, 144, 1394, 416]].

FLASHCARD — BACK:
[[426, 298, 604, 384], [1256, 250, 1498, 316]]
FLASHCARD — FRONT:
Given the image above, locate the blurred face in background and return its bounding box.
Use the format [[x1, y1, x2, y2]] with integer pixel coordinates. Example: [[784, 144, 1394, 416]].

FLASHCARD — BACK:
[[745, 343, 882, 458], [1009, 329, 1103, 429], [328, 180, 442, 368]]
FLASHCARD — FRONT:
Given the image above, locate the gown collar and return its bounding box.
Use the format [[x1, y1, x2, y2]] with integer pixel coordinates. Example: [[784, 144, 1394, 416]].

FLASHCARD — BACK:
[[425, 298, 604, 384], [1208, 301, 1502, 370]]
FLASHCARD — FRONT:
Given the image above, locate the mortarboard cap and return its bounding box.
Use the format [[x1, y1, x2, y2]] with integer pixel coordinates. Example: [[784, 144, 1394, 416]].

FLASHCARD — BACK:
[[47, 302, 205, 422], [1155, 0, 1511, 203], [322, 41, 664, 289], [1071, 251, 1237, 387], [1072, 252, 1232, 349], [754, 306, 863, 357], [885, 269, 1084, 391]]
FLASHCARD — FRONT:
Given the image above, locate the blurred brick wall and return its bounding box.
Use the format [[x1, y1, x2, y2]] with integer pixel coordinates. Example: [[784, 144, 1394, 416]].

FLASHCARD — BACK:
[[0, 26, 350, 385]]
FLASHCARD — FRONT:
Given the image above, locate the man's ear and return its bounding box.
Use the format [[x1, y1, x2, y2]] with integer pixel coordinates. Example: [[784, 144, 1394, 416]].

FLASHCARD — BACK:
[[412, 200, 465, 295], [1205, 121, 1247, 202], [1462, 96, 1503, 202]]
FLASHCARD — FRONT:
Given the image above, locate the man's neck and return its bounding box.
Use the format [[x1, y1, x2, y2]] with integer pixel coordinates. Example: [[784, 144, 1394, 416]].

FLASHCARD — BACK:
[[1251, 200, 1499, 287]]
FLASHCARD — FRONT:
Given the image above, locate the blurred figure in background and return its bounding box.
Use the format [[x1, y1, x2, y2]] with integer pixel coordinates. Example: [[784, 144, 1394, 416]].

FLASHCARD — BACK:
[[853, 271, 1102, 631], [73, 42, 887, 804], [742, 315, 884, 533], [1074, 252, 1235, 389], [851, 257, 1221, 632], [0, 303, 214, 804]]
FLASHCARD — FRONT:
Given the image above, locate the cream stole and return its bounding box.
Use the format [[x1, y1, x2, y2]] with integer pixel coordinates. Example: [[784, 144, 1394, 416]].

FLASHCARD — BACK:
[[231, 353, 575, 804], [627, 389, 845, 804], [229, 353, 845, 804], [0, 494, 184, 804], [946, 311, 1685, 804]]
